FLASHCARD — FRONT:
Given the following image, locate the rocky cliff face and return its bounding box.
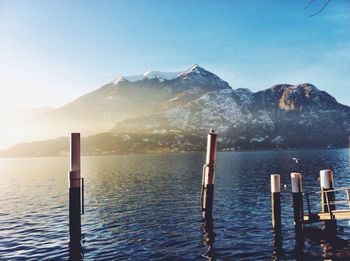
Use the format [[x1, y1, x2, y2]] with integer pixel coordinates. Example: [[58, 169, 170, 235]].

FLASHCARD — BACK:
[[243, 83, 350, 148], [111, 78, 350, 149]]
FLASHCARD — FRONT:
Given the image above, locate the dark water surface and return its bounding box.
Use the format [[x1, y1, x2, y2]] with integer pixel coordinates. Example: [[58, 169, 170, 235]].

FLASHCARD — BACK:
[[1, 149, 350, 260]]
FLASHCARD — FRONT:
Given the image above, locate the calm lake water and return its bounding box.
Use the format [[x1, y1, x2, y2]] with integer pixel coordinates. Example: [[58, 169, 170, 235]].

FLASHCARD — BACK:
[[1, 149, 350, 260]]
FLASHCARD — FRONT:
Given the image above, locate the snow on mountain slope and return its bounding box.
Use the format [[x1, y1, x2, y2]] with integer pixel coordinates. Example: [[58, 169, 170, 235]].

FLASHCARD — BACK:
[[112, 65, 230, 89], [143, 71, 180, 81], [113, 70, 180, 84], [175, 64, 231, 90]]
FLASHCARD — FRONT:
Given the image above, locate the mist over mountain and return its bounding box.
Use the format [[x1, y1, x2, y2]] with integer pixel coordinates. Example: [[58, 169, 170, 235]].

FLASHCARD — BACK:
[[2, 65, 350, 156]]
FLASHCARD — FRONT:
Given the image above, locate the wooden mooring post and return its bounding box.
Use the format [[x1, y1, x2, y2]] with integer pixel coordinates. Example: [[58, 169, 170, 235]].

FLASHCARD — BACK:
[[271, 174, 281, 234], [291, 172, 303, 237], [320, 169, 337, 233], [69, 133, 82, 244], [269, 168, 350, 246], [201, 129, 217, 219]]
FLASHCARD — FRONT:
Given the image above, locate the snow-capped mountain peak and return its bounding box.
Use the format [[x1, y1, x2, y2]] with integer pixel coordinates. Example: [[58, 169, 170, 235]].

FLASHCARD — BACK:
[[175, 64, 231, 90], [112, 65, 230, 89], [113, 74, 145, 84], [113, 76, 128, 84], [177, 64, 206, 78], [113, 71, 180, 84], [143, 71, 180, 81]]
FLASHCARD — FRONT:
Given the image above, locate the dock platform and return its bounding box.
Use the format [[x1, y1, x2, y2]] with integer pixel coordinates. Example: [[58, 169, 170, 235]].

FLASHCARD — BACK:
[[303, 187, 350, 224]]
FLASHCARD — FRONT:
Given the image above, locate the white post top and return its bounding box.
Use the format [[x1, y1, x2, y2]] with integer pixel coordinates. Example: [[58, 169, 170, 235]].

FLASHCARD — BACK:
[[271, 174, 280, 193], [291, 172, 302, 193], [320, 169, 334, 189]]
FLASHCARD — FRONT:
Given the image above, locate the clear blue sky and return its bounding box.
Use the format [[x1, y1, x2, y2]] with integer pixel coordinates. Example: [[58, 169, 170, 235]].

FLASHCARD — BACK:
[[0, 0, 349, 113]]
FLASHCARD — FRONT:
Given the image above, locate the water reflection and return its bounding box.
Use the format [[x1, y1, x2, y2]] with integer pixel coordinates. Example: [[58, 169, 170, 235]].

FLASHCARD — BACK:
[[271, 225, 350, 261], [303, 226, 350, 259], [272, 229, 283, 260], [1, 150, 350, 259], [201, 217, 215, 260], [294, 234, 305, 261], [69, 233, 84, 260], [320, 238, 350, 260]]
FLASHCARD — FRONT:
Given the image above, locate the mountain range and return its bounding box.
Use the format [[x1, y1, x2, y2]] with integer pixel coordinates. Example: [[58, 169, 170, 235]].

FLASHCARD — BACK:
[[2, 64, 350, 156]]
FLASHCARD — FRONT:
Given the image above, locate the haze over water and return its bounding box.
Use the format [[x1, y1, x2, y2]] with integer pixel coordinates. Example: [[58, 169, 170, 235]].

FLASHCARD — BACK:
[[1, 148, 350, 260]]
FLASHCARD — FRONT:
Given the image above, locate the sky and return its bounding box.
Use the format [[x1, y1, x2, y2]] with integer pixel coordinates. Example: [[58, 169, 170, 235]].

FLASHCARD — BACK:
[[0, 0, 349, 115]]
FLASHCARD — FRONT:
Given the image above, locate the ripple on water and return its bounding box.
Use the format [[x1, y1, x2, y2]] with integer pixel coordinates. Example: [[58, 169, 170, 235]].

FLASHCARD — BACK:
[[1, 150, 350, 259]]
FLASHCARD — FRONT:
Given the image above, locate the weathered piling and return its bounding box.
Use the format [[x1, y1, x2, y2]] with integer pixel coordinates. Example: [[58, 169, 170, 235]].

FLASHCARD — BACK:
[[320, 169, 337, 233], [271, 174, 281, 233], [69, 133, 81, 243], [291, 172, 303, 236], [201, 129, 217, 219]]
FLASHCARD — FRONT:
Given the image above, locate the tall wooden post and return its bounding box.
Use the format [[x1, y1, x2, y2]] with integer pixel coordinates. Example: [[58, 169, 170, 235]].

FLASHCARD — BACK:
[[69, 133, 81, 243], [320, 169, 336, 233], [271, 174, 281, 232], [201, 129, 217, 219], [291, 172, 303, 237]]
